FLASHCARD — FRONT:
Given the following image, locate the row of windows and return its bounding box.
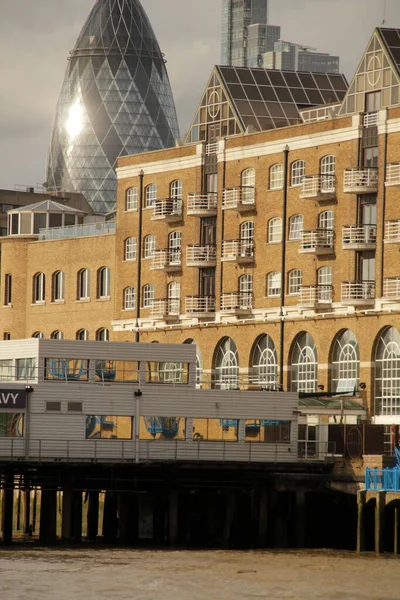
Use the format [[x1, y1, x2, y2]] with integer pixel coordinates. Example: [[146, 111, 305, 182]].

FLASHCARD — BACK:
[[124, 158, 336, 208], [30, 329, 110, 342], [125, 180, 183, 211], [25, 268, 111, 305]]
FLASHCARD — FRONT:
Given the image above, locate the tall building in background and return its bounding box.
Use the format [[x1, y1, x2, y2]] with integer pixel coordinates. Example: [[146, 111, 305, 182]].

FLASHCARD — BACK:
[[221, 0, 339, 73], [46, 0, 180, 214]]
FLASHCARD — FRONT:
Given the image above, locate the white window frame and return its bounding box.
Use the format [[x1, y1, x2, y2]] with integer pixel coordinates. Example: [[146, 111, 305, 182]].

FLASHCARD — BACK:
[[331, 330, 360, 394], [318, 266, 332, 287], [52, 271, 65, 302], [268, 217, 282, 243], [4, 274, 12, 306], [240, 221, 254, 253], [144, 235, 156, 259], [76, 329, 89, 341], [288, 269, 303, 296], [215, 337, 239, 390], [270, 164, 284, 190], [288, 215, 304, 241], [97, 267, 111, 299], [142, 284, 155, 308], [170, 180, 183, 200], [318, 210, 335, 231], [251, 335, 278, 387], [33, 272, 45, 304], [125, 237, 137, 261], [290, 333, 318, 393], [291, 160, 305, 187], [126, 187, 138, 211], [168, 231, 182, 263], [51, 330, 64, 340], [375, 327, 400, 416], [96, 328, 110, 342], [267, 272, 281, 297], [78, 269, 90, 300], [145, 184, 157, 208], [124, 287, 136, 310]]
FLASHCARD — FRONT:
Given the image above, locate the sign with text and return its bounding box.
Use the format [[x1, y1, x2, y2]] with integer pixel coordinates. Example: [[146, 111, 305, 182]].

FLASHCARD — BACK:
[[0, 389, 27, 409]]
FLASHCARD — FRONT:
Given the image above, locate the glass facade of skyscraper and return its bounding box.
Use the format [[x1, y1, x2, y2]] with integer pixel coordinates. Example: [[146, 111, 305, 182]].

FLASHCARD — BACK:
[[221, 0, 270, 67]]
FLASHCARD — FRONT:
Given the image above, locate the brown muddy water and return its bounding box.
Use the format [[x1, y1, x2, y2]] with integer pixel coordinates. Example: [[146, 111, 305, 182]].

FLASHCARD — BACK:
[[0, 549, 399, 599]]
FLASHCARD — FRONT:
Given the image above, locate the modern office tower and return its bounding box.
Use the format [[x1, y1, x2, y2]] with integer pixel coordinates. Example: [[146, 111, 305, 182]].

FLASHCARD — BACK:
[[46, 0, 180, 214], [264, 41, 340, 73]]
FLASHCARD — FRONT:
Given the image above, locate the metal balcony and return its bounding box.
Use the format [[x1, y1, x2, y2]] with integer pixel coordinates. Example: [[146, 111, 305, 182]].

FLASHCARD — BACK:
[[342, 225, 376, 250], [385, 220, 400, 243], [151, 249, 182, 272], [151, 298, 180, 321], [363, 111, 379, 128], [383, 278, 400, 300], [222, 187, 255, 212], [299, 230, 334, 255], [300, 175, 336, 200], [222, 240, 254, 263], [185, 296, 216, 316], [186, 245, 217, 267], [341, 281, 376, 306], [152, 198, 182, 222], [299, 285, 332, 308], [343, 169, 378, 194], [205, 141, 219, 155], [385, 163, 400, 187], [187, 193, 218, 216], [220, 293, 253, 314]]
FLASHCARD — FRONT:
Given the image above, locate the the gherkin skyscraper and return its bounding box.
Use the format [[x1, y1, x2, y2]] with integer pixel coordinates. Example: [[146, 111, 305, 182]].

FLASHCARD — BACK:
[[46, 0, 180, 213]]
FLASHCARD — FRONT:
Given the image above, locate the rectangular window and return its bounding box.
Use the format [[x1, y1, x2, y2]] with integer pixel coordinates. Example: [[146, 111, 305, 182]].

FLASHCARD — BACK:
[[0, 359, 13, 382], [68, 402, 82, 412], [95, 360, 139, 383], [146, 362, 189, 385], [4, 274, 12, 306], [140, 417, 185, 440], [16, 358, 36, 381], [85, 416, 133, 440], [192, 418, 238, 442], [244, 420, 291, 443], [46, 402, 61, 412], [0, 413, 24, 437], [44, 359, 88, 382]]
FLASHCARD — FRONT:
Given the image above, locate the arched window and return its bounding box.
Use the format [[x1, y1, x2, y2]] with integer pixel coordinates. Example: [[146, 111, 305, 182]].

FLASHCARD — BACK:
[[168, 231, 182, 263], [270, 164, 284, 190], [320, 155, 336, 192], [168, 281, 180, 314], [268, 217, 282, 243], [77, 269, 90, 300], [125, 187, 138, 211], [290, 332, 318, 393], [331, 330, 360, 393], [288, 215, 304, 241], [33, 273, 45, 303], [97, 267, 111, 299], [240, 221, 254, 254], [143, 234, 156, 259], [184, 339, 203, 388], [32, 331, 44, 339], [375, 327, 400, 416], [76, 329, 89, 341], [267, 272, 281, 297], [318, 266, 332, 287], [214, 337, 239, 390], [241, 168, 255, 203], [170, 180, 183, 200], [288, 269, 302, 296], [318, 210, 334, 231], [291, 160, 305, 187], [124, 287, 135, 310], [51, 330, 64, 340], [52, 271, 65, 302], [142, 284, 154, 308], [239, 274, 253, 307], [145, 184, 157, 208], [250, 335, 278, 388], [96, 328, 110, 342], [124, 237, 137, 261]]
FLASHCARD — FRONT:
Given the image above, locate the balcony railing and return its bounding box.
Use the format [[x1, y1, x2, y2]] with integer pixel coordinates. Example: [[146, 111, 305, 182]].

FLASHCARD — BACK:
[[222, 187, 255, 211], [363, 111, 379, 128], [39, 221, 116, 241], [386, 163, 400, 187], [186, 245, 217, 267], [222, 239, 254, 262], [384, 220, 400, 243], [342, 225, 377, 249], [220, 293, 253, 313], [187, 193, 218, 216], [343, 168, 378, 193], [151, 249, 182, 271], [151, 298, 180, 320], [299, 285, 333, 307], [383, 278, 400, 299], [152, 198, 182, 221], [206, 141, 219, 155], [299, 229, 334, 254], [341, 281, 376, 305], [185, 296, 216, 315], [365, 467, 400, 492], [300, 175, 336, 200]]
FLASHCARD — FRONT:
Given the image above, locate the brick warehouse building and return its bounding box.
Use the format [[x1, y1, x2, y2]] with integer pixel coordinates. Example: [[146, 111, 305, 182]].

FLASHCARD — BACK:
[[2, 28, 400, 425]]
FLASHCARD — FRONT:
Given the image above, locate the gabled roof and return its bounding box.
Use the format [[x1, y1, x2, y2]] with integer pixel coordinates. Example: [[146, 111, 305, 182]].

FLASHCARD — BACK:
[[11, 200, 85, 213], [377, 28, 400, 76]]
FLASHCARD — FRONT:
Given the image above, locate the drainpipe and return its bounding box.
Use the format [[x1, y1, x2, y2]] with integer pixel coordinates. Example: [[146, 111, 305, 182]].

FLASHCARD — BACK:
[[135, 170, 144, 344], [279, 146, 290, 391], [380, 113, 388, 298]]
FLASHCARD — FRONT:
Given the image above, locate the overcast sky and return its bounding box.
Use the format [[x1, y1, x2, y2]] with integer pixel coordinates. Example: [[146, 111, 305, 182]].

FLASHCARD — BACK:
[[0, 0, 399, 190]]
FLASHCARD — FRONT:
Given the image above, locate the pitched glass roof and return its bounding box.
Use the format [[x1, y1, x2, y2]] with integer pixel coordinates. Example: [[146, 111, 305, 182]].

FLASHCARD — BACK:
[[378, 28, 400, 74], [11, 200, 85, 213]]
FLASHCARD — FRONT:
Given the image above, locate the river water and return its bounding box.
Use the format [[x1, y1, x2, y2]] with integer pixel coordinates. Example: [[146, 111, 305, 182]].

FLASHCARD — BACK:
[[0, 549, 399, 599]]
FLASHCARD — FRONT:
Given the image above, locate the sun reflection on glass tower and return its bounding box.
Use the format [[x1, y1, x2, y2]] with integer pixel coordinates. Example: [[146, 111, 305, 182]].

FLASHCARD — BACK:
[[46, 0, 180, 214]]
